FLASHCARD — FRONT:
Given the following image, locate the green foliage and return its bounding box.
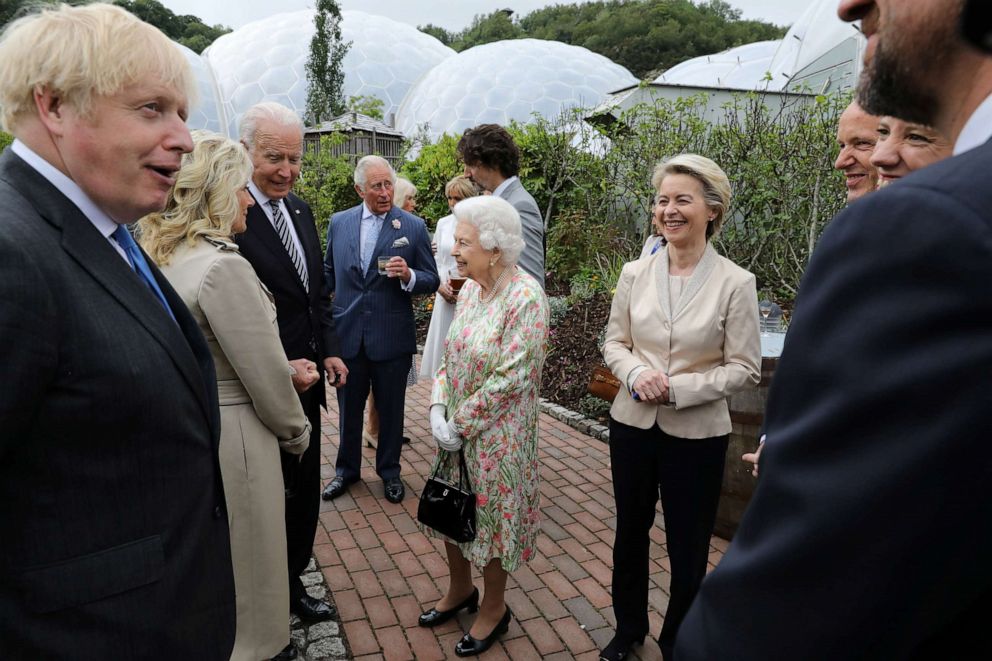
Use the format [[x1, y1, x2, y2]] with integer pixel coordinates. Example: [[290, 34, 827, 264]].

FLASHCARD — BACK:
[[113, 0, 229, 53], [305, 0, 350, 125], [295, 134, 361, 248], [0, 130, 12, 152], [346, 95, 384, 121], [418, 1, 786, 80], [1, 0, 229, 53], [396, 134, 463, 229]]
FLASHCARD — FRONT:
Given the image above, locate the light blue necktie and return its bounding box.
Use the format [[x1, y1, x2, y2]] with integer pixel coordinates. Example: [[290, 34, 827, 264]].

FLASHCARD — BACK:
[[112, 224, 176, 321], [360, 214, 383, 273]]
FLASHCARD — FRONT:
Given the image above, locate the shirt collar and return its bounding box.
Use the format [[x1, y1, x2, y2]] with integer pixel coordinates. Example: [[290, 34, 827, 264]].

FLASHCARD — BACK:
[[954, 92, 992, 155], [492, 175, 518, 198], [11, 139, 119, 239], [361, 202, 388, 221]]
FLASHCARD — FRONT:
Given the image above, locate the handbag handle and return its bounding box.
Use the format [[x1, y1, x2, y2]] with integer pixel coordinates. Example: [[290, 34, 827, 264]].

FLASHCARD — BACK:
[[430, 449, 472, 494]]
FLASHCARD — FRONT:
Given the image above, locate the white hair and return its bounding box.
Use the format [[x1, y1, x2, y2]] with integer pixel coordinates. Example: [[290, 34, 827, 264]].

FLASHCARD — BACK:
[[238, 102, 303, 149], [453, 196, 525, 266], [393, 177, 417, 207], [354, 154, 395, 188]]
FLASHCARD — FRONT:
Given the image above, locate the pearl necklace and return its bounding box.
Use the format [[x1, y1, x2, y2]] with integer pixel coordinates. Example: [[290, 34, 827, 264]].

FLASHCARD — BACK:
[[479, 265, 513, 304]]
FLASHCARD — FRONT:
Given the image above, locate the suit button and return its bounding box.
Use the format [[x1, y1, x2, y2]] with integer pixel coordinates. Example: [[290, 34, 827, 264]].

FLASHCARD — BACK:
[[213, 505, 223, 519]]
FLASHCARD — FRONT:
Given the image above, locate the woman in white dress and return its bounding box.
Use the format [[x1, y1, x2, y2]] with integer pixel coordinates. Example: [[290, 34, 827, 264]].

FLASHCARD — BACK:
[[420, 175, 480, 379]]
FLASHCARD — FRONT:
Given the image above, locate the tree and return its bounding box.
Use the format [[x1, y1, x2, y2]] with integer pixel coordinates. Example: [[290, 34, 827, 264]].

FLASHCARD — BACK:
[[346, 95, 384, 120], [418, 23, 453, 46], [305, 0, 350, 126]]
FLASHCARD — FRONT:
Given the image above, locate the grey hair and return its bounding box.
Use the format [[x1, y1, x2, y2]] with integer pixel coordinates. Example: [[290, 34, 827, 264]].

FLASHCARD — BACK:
[[238, 102, 303, 149], [452, 196, 525, 266], [393, 177, 417, 207], [354, 155, 396, 188]]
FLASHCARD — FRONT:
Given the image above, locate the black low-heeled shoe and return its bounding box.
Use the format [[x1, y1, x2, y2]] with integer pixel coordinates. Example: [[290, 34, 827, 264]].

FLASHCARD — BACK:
[[418, 587, 479, 627], [454, 606, 513, 657], [599, 632, 646, 661]]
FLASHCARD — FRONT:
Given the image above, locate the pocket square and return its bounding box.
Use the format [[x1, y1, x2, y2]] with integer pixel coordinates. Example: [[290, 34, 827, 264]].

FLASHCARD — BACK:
[[391, 237, 410, 248]]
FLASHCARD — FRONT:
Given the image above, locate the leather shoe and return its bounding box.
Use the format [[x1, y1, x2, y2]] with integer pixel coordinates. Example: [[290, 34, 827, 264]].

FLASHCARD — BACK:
[[321, 476, 354, 501], [454, 606, 512, 657], [384, 477, 405, 503], [291, 594, 336, 622], [418, 587, 479, 627], [270, 643, 298, 660], [599, 632, 646, 661]]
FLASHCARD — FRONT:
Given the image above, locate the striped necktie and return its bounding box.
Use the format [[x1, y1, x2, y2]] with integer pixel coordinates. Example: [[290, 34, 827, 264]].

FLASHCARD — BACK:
[[111, 224, 176, 321], [269, 199, 309, 292]]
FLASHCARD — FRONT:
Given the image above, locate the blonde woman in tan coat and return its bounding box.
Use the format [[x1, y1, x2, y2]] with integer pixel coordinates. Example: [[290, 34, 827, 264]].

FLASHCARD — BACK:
[[140, 132, 312, 661], [600, 155, 760, 661]]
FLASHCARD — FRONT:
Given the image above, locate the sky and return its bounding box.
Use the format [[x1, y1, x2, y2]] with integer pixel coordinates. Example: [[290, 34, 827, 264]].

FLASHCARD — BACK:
[[160, 0, 818, 32]]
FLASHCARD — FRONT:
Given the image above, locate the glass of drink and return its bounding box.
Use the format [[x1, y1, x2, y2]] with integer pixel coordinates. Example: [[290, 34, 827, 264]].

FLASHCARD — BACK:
[[377, 256, 391, 276], [448, 267, 466, 294], [759, 300, 773, 336]]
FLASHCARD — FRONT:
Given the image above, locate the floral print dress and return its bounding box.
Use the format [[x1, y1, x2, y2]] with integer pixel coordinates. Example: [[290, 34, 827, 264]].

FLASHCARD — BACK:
[[428, 269, 549, 572]]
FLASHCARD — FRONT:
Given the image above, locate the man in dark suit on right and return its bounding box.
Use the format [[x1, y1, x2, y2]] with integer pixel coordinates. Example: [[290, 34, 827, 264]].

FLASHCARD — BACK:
[[236, 102, 348, 631], [676, 1, 992, 659]]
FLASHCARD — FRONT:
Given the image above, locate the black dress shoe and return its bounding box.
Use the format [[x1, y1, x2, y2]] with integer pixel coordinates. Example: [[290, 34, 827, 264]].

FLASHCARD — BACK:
[[418, 587, 479, 627], [599, 632, 645, 661], [454, 606, 512, 657], [270, 643, 298, 660], [291, 594, 336, 622], [321, 476, 354, 501], [383, 477, 405, 503]]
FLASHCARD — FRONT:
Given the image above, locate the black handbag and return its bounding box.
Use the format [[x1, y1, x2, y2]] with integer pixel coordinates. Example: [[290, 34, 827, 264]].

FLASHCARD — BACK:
[[417, 450, 477, 543]]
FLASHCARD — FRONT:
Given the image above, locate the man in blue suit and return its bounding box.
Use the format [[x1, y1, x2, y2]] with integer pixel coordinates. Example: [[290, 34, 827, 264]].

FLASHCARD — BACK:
[[675, 1, 992, 659], [321, 156, 439, 503]]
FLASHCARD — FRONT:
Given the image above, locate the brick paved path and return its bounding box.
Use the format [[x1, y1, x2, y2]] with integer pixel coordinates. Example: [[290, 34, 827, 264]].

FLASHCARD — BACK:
[[315, 379, 728, 660]]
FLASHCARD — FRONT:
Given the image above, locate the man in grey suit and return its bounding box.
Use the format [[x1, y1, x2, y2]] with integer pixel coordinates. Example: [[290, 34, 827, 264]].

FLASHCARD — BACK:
[[321, 156, 438, 504], [0, 4, 234, 658], [458, 124, 545, 288]]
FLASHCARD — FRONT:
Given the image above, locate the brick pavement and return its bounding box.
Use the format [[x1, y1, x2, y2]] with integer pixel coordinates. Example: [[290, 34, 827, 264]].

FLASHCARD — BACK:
[[316, 379, 727, 660]]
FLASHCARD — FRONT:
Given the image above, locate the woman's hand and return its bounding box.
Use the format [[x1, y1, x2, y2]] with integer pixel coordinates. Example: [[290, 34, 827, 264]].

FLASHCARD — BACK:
[[431, 239, 438, 256], [438, 280, 457, 305], [288, 358, 320, 393], [632, 369, 670, 404]]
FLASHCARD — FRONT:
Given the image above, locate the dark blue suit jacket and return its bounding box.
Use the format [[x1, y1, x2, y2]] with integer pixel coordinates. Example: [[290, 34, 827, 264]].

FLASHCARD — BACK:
[[675, 141, 992, 659], [0, 150, 234, 658], [323, 203, 439, 361]]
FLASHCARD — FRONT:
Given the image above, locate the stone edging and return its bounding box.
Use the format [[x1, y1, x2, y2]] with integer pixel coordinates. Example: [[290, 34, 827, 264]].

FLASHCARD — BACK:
[[290, 558, 349, 660], [539, 398, 610, 443]]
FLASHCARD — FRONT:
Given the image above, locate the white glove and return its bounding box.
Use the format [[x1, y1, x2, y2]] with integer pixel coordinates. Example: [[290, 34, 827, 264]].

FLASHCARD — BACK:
[[443, 420, 463, 452], [430, 404, 463, 452]]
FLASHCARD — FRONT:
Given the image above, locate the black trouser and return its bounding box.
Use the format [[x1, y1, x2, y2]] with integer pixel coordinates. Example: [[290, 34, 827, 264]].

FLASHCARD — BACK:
[[608, 418, 728, 661], [335, 346, 410, 482], [284, 387, 322, 602]]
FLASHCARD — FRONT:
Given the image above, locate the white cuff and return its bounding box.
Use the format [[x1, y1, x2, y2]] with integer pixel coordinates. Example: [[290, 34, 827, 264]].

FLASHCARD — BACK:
[[401, 270, 417, 292]]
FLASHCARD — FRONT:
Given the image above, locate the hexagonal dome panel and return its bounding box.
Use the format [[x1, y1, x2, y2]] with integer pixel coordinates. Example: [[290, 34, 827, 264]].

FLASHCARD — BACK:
[[203, 9, 454, 137], [176, 43, 226, 134], [395, 39, 637, 141]]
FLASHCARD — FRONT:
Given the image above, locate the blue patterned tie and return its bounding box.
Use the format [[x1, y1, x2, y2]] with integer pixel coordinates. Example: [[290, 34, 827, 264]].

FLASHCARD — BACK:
[[361, 214, 383, 273], [112, 224, 176, 321]]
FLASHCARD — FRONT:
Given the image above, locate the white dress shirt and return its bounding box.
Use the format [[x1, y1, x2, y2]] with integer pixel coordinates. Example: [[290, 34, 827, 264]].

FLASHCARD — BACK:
[[248, 180, 309, 280], [954, 92, 992, 155], [11, 139, 131, 264]]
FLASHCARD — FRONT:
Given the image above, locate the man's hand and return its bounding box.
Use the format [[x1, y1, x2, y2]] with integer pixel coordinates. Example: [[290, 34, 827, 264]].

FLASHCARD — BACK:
[[742, 440, 764, 478], [437, 280, 457, 305], [289, 358, 320, 393], [384, 256, 411, 283], [632, 369, 670, 404], [323, 356, 348, 388]]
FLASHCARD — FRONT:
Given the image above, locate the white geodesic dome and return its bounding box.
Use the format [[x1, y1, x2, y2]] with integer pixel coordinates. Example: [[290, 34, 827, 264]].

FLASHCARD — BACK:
[[766, 0, 864, 90], [654, 40, 780, 90], [395, 39, 637, 141], [176, 43, 227, 134], [202, 9, 454, 137]]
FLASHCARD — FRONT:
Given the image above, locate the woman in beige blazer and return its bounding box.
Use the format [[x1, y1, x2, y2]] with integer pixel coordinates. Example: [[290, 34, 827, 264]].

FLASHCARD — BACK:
[[599, 155, 761, 661], [139, 132, 313, 661]]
